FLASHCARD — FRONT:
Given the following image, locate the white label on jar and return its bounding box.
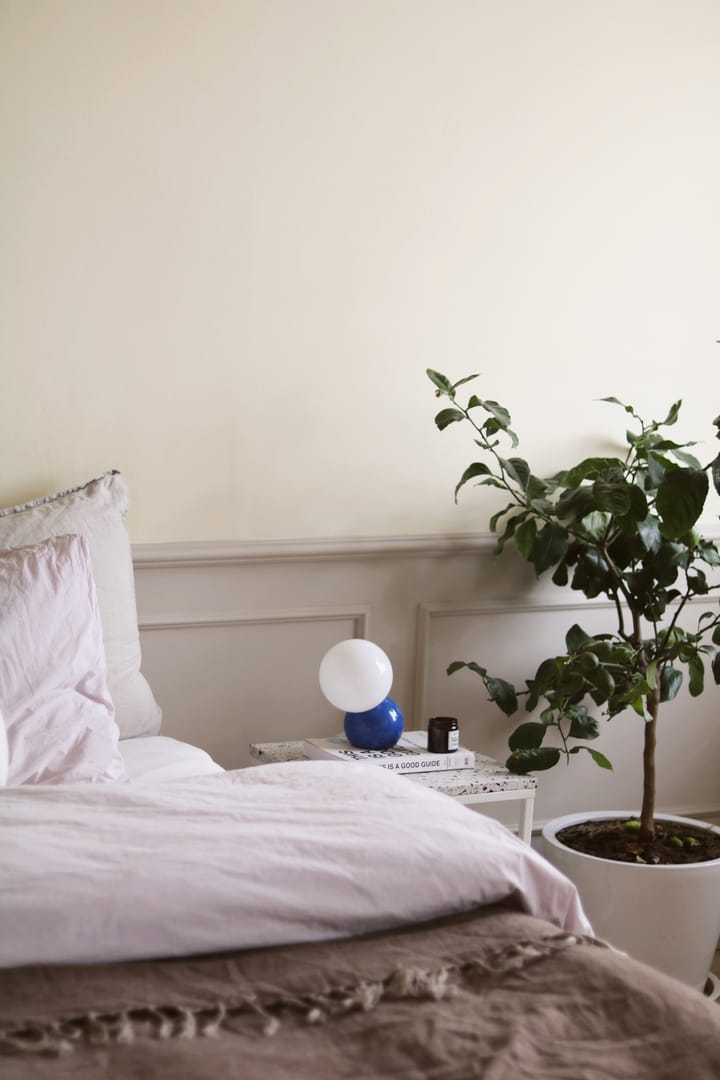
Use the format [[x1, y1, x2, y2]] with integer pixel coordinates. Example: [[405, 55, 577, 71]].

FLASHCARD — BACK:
[[449, 729, 459, 751]]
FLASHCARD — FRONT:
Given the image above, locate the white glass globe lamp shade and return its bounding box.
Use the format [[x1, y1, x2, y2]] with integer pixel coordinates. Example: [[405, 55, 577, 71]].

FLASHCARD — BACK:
[[318, 639, 393, 714]]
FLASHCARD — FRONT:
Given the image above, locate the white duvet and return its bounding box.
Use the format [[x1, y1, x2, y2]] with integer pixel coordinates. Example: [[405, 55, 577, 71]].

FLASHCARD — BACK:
[[0, 760, 592, 967]]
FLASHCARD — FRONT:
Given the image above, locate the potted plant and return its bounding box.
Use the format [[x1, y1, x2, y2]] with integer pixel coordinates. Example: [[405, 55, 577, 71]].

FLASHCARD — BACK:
[[427, 368, 720, 989]]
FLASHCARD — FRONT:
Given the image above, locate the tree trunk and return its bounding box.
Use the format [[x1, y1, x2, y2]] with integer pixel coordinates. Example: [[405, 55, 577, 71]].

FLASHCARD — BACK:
[[640, 687, 659, 840]]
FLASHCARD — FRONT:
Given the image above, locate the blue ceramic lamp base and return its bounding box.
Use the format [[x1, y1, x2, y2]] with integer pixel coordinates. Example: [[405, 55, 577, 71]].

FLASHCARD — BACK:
[[344, 697, 404, 751]]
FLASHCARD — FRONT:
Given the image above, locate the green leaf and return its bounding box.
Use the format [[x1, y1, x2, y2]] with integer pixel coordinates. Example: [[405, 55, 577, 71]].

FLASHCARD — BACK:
[[566, 624, 592, 652], [712, 453, 720, 497], [500, 457, 530, 490], [649, 540, 684, 586], [660, 665, 683, 702], [486, 677, 518, 716], [688, 654, 705, 697], [447, 660, 469, 676], [687, 570, 709, 595], [531, 523, 569, 574], [592, 478, 632, 515], [531, 657, 562, 693], [426, 369, 452, 393], [576, 649, 600, 672], [575, 511, 611, 543], [570, 549, 610, 597], [494, 513, 526, 557], [600, 396, 636, 416], [577, 746, 614, 770], [514, 518, 537, 560], [637, 516, 662, 554], [454, 462, 492, 499], [587, 664, 615, 704], [712, 652, 720, 685], [630, 696, 648, 719], [434, 408, 465, 431], [482, 400, 512, 428], [660, 400, 682, 426], [644, 660, 657, 690], [557, 668, 587, 696], [555, 486, 597, 522], [506, 748, 561, 774], [671, 449, 703, 470], [450, 373, 480, 392], [447, 660, 487, 678], [508, 722, 547, 751], [489, 502, 515, 533], [567, 714, 600, 741], [646, 451, 666, 488], [647, 438, 692, 452], [626, 484, 649, 520], [562, 457, 626, 487], [699, 540, 720, 567], [656, 468, 708, 539], [551, 560, 569, 586], [526, 475, 549, 501]]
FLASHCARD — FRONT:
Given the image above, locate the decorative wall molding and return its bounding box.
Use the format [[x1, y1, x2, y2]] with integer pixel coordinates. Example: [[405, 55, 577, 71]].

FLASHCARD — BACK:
[[132, 530, 720, 825], [132, 522, 720, 569], [414, 588, 717, 702], [132, 524, 720, 574], [413, 597, 617, 723], [139, 606, 370, 636], [132, 532, 495, 567]]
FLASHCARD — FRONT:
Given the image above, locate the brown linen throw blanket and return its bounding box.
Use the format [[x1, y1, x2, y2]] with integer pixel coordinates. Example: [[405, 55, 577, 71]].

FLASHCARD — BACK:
[[3, 905, 720, 1079]]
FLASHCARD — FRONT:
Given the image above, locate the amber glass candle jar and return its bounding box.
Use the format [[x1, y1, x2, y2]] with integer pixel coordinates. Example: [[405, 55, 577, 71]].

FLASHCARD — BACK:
[[427, 716, 459, 753]]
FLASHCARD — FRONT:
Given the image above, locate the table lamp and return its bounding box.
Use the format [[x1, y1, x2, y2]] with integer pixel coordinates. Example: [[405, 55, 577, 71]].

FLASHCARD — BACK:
[[318, 639, 404, 750]]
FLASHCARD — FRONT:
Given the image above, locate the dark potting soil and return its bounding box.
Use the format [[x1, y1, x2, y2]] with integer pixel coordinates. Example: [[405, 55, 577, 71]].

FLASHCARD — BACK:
[[555, 817, 720, 865]]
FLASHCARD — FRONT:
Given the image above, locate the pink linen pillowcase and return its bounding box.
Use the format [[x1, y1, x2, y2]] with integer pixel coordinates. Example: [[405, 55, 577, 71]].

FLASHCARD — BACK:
[[0, 533, 128, 784], [0, 472, 161, 739]]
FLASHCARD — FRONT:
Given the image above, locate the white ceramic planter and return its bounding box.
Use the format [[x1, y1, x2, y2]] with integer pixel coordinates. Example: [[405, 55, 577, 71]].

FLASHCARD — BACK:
[[542, 811, 720, 991]]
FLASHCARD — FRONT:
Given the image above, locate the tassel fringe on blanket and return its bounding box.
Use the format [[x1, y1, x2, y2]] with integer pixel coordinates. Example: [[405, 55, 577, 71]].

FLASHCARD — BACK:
[[0, 932, 605, 1057]]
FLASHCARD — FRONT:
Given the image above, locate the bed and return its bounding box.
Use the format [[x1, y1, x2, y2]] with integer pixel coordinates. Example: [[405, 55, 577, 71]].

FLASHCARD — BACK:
[[2, 474, 720, 1078]]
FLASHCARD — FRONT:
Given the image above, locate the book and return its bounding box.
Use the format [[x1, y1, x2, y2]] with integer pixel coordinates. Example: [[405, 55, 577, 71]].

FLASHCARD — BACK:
[[302, 730, 475, 773]]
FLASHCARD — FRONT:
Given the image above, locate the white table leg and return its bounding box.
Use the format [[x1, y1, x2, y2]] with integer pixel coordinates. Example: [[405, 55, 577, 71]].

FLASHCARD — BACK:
[[517, 794, 534, 844]]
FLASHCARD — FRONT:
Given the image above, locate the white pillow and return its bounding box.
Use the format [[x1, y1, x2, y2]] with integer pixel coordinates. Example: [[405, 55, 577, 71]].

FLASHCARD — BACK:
[[0, 534, 127, 784], [119, 736, 225, 783], [0, 472, 161, 738]]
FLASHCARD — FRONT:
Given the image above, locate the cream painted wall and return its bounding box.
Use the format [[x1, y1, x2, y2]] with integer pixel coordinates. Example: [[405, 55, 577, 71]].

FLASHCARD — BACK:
[[2, 0, 719, 542]]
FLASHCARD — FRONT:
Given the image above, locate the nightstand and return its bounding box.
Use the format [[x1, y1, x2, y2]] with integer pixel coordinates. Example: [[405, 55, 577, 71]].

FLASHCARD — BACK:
[[248, 739, 537, 843]]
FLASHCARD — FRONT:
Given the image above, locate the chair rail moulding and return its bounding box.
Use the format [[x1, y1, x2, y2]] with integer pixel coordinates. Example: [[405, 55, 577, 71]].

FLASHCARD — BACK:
[[138, 606, 370, 636], [132, 523, 720, 569], [131, 532, 496, 568]]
